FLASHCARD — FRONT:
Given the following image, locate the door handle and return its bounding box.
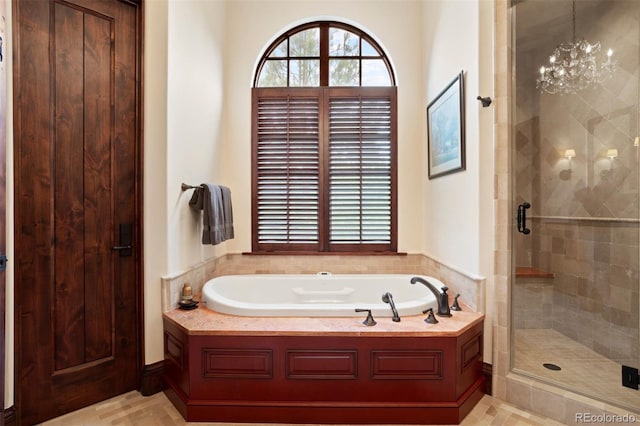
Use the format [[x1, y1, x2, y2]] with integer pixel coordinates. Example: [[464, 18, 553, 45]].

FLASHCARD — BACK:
[[112, 224, 133, 257], [517, 202, 531, 234]]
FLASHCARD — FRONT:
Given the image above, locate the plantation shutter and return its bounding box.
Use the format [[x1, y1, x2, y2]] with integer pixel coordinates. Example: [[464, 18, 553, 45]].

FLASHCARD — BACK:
[[253, 89, 321, 250], [252, 87, 396, 253], [327, 88, 395, 251]]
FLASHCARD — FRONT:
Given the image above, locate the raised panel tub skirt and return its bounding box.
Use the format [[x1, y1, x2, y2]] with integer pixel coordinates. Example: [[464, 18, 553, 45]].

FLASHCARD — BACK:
[[163, 303, 485, 424]]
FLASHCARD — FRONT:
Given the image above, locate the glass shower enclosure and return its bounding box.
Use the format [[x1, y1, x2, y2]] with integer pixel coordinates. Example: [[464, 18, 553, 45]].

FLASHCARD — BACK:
[[511, 0, 639, 412]]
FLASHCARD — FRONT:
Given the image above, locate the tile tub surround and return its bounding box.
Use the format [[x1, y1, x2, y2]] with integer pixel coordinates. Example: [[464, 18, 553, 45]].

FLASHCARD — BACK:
[[161, 253, 485, 313]]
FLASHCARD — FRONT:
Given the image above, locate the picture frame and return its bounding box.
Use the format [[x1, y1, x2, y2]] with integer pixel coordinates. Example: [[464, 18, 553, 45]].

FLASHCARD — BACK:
[[427, 70, 465, 179]]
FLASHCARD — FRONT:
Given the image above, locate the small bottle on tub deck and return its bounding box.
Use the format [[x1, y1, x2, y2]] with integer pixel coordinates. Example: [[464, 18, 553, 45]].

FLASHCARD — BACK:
[[182, 283, 193, 301], [178, 283, 198, 310]]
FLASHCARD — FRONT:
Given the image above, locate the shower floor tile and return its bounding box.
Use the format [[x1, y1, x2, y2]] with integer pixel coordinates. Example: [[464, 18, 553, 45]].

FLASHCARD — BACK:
[[514, 328, 639, 411]]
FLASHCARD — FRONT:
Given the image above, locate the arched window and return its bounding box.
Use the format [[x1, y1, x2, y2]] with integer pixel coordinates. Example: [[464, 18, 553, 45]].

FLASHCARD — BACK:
[[252, 21, 397, 253]]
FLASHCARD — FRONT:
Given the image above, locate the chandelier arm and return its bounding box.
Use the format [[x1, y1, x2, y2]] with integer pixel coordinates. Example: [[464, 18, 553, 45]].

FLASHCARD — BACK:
[[572, 0, 576, 43]]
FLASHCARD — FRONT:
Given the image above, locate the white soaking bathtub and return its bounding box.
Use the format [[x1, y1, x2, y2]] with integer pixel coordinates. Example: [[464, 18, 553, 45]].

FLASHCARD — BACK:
[[201, 273, 442, 317]]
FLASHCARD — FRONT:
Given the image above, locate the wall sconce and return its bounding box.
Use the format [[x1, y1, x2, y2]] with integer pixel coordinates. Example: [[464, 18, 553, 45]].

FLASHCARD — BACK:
[[634, 136, 639, 147], [606, 148, 618, 171], [564, 149, 576, 160], [560, 149, 576, 180]]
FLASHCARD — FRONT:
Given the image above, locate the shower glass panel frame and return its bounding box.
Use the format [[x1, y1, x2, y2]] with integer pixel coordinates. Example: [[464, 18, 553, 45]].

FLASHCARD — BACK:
[[510, 0, 640, 413]]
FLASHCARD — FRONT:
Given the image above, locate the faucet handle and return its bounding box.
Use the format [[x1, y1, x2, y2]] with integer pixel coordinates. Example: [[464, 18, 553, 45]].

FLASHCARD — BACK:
[[441, 286, 449, 294], [451, 294, 462, 311], [355, 309, 377, 326], [422, 308, 439, 324]]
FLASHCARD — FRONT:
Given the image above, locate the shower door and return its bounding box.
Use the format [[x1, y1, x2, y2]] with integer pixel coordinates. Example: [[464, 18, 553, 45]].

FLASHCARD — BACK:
[[511, 0, 640, 412]]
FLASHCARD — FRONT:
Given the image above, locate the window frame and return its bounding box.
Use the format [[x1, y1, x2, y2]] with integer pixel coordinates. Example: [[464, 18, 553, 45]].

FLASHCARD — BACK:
[[252, 21, 397, 254], [254, 22, 396, 88]]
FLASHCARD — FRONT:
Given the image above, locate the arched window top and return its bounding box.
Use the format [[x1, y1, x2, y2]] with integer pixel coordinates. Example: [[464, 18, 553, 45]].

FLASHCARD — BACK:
[[254, 21, 396, 88]]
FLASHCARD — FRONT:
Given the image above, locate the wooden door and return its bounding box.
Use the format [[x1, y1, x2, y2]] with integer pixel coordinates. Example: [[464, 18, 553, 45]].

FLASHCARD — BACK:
[[13, 0, 143, 424]]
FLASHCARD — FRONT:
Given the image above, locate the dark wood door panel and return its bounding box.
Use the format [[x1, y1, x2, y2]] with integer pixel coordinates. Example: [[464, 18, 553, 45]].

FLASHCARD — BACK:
[[14, 0, 142, 424], [53, 0, 115, 371]]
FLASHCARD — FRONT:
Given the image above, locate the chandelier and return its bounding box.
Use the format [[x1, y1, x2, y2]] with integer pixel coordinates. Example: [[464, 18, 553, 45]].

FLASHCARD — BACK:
[[536, 0, 616, 95]]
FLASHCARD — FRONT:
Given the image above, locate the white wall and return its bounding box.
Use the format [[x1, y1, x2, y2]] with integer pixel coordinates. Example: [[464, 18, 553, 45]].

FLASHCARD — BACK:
[[144, 0, 170, 368], [421, 0, 495, 361], [155, 0, 431, 278], [144, 0, 228, 364], [222, 0, 426, 255], [421, 0, 494, 280], [166, 0, 228, 273]]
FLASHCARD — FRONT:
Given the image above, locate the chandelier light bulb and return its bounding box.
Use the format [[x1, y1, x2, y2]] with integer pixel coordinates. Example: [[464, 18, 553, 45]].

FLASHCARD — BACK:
[[549, 55, 556, 64], [540, 66, 546, 75], [607, 48, 613, 58]]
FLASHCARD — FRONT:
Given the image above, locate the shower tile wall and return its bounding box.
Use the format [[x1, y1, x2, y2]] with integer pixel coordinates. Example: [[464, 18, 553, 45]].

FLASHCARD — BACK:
[[513, 275, 553, 330], [533, 219, 639, 367], [514, 0, 640, 368]]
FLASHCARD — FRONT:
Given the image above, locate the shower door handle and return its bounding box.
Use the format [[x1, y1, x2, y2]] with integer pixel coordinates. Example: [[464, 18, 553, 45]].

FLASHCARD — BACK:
[[517, 202, 531, 234]]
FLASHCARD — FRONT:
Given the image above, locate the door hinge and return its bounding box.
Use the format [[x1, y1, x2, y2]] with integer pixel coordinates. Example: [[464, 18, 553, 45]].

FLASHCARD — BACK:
[[0, 255, 8, 271]]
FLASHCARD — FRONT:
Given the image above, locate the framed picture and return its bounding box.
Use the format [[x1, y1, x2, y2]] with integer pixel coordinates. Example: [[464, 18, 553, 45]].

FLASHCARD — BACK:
[[427, 70, 465, 179]]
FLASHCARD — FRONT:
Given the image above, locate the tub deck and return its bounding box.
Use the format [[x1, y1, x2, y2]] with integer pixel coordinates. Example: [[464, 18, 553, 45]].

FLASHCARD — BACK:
[[163, 302, 484, 336], [163, 304, 486, 425]]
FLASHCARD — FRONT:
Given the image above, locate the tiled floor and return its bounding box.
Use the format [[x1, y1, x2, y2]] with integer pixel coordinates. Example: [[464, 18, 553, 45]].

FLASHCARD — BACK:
[[39, 390, 566, 426], [514, 329, 640, 412], [514, 328, 640, 411]]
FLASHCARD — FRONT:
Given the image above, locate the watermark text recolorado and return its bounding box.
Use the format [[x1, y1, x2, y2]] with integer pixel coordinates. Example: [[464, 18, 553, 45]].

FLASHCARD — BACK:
[[575, 412, 637, 423]]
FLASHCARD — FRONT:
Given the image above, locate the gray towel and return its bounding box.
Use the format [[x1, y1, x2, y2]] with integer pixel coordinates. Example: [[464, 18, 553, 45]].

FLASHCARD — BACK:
[[189, 184, 233, 245], [220, 185, 234, 241]]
